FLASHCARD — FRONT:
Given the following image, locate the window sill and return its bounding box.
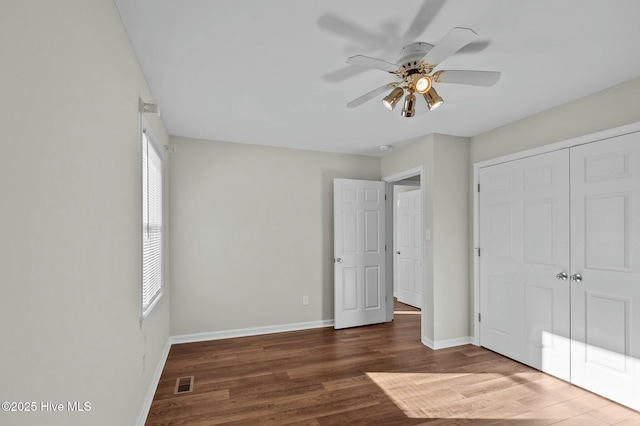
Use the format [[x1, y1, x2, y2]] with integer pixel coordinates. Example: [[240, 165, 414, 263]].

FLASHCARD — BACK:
[[141, 290, 165, 326]]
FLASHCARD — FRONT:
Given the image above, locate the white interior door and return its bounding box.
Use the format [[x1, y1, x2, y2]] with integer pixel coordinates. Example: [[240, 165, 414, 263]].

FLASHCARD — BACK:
[[479, 150, 571, 381], [396, 190, 423, 309], [570, 133, 640, 411], [334, 178, 387, 329]]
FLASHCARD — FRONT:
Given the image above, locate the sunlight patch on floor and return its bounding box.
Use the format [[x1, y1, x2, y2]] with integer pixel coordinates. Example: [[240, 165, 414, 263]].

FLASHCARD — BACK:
[[393, 310, 421, 315], [365, 371, 552, 419]]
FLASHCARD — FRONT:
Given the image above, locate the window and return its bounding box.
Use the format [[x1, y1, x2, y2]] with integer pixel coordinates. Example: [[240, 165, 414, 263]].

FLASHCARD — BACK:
[[142, 128, 163, 318]]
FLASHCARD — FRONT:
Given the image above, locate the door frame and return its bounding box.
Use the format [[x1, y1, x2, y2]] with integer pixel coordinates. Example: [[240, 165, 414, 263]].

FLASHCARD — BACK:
[[473, 121, 640, 345], [383, 166, 425, 328]]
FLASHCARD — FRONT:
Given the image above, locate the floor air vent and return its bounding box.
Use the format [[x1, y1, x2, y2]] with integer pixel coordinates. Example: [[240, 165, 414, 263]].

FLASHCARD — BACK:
[[174, 376, 194, 395]]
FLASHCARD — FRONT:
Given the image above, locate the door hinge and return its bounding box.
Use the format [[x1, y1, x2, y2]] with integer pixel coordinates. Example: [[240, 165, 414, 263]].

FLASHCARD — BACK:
[[477, 248, 481, 257], [385, 194, 387, 201], [385, 244, 387, 252], [477, 183, 480, 192], [478, 313, 481, 322]]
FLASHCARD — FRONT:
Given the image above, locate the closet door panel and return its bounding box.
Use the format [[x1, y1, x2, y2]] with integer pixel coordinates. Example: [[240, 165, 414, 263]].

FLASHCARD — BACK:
[[570, 132, 640, 411], [479, 150, 571, 380]]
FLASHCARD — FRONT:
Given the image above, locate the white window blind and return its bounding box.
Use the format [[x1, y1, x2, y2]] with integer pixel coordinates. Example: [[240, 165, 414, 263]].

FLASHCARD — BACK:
[[142, 130, 163, 317]]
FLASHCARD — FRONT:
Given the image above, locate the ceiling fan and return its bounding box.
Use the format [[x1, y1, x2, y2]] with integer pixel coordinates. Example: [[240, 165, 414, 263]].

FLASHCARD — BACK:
[[346, 27, 501, 117]]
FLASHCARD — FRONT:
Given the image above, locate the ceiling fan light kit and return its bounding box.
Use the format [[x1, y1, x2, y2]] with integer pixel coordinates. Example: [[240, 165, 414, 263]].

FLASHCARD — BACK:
[[414, 75, 432, 93], [401, 92, 417, 117], [345, 27, 501, 118], [424, 87, 444, 111], [382, 86, 405, 110]]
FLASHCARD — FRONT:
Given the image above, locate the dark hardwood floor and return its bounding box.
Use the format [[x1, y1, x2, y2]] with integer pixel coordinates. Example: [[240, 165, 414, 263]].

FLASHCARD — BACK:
[[145, 301, 640, 425]]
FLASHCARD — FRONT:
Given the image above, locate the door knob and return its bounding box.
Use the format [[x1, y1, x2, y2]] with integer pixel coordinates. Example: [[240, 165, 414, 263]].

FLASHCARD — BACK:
[[397, 251, 401, 255], [570, 273, 583, 283], [556, 272, 568, 280], [335, 258, 343, 263]]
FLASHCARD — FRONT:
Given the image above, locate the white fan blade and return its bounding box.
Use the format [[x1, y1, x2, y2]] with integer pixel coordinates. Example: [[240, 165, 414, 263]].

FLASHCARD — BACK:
[[323, 66, 367, 83], [433, 70, 501, 86], [346, 55, 399, 73], [403, 0, 445, 41], [347, 83, 395, 108], [319, 14, 388, 48], [421, 27, 478, 68]]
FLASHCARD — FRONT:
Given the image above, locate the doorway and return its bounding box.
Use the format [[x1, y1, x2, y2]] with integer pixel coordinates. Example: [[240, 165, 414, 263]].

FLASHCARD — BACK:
[[393, 182, 423, 308], [384, 167, 424, 328], [332, 167, 425, 334]]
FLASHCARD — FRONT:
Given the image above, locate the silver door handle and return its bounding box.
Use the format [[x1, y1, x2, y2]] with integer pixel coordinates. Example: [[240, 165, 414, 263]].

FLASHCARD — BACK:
[[556, 272, 568, 280], [335, 258, 343, 263], [570, 273, 583, 283]]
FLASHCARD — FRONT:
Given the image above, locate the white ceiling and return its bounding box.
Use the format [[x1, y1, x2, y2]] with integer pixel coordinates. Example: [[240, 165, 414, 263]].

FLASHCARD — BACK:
[[115, 0, 640, 156]]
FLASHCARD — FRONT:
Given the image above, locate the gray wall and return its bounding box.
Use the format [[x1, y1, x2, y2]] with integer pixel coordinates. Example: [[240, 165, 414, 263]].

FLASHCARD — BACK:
[[381, 134, 470, 347], [471, 77, 640, 163], [0, 1, 170, 425], [169, 137, 381, 336]]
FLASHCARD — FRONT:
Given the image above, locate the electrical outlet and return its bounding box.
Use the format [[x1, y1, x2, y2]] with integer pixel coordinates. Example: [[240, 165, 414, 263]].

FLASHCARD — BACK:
[[303, 296, 309, 306]]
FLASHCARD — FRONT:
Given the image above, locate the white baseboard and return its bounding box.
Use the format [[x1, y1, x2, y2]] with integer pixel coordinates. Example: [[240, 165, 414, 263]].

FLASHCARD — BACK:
[[170, 319, 335, 345], [422, 336, 472, 350], [136, 339, 171, 426]]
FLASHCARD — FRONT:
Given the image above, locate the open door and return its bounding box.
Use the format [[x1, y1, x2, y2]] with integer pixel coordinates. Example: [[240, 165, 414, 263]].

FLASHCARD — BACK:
[[396, 189, 423, 309], [334, 178, 387, 329]]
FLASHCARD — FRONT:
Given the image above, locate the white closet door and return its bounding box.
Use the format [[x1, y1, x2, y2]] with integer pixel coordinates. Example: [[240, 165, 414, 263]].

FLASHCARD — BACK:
[[479, 149, 571, 381], [397, 190, 423, 309], [570, 133, 640, 411]]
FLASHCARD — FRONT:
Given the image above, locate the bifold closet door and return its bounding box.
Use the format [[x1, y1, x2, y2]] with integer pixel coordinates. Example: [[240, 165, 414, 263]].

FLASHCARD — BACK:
[[479, 149, 571, 381], [569, 133, 640, 411]]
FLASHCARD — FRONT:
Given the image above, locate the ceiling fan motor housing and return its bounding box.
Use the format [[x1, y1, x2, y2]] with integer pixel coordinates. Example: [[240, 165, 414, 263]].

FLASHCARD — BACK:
[[396, 42, 433, 71]]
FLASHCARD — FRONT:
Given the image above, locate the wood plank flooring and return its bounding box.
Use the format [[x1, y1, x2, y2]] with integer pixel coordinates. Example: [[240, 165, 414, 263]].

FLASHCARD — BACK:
[[145, 301, 640, 425]]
